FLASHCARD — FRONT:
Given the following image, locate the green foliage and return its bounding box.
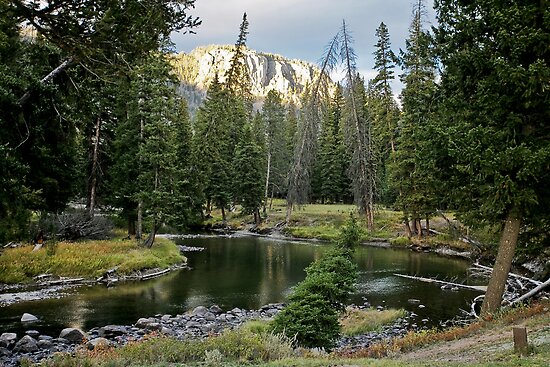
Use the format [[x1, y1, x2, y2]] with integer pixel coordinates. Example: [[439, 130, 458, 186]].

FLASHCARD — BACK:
[[233, 123, 265, 220], [272, 217, 359, 349], [389, 0, 439, 228]]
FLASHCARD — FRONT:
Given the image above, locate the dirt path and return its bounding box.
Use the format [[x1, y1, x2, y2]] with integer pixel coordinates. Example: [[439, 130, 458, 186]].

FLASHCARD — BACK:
[[397, 310, 550, 364]]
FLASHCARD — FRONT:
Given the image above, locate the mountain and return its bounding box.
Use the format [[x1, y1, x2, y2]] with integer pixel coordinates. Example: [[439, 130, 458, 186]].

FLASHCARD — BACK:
[[169, 45, 322, 113]]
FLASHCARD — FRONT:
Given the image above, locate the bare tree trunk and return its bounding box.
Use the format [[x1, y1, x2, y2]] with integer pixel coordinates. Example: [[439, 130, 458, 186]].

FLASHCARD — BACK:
[[285, 203, 292, 223], [221, 206, 227, 225], [88, 116, 102, 217], [253, 209, 261, 227], [136, 201, 143, 240], [142, 221, 158, 248], [425, 217, 430, 236], [416, 218, 422, 239], [269, 191, 274, 210], [127, 215, 136, 238], [404, 217, 412, 238], [18, 58, 74, 107], [481, 211, 521, 316], [263, 152, 271, 216]]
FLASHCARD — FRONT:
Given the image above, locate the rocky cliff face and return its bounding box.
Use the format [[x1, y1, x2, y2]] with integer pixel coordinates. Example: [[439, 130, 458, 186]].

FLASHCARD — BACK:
[[170, 45, 321, 113]]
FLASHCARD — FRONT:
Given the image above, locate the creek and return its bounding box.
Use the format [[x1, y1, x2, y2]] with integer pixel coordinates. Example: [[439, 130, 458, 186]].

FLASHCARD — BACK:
[[0, 235, 481, 336]]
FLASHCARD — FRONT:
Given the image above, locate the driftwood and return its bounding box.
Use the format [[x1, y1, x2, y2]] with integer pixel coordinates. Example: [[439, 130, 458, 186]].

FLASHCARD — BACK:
[[141, 268, 170, 281], [508, 277, 550, 307], [393, 273, 487, 292], [470, 262, 549, 315]]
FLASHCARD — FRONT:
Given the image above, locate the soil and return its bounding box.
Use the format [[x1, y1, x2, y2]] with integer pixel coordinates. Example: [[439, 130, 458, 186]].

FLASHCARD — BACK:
[[396, 308, 550, 364]]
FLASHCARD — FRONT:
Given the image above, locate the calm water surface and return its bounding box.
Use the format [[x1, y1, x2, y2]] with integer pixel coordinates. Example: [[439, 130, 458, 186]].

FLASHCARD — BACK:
[[0, 236, 480, 335]]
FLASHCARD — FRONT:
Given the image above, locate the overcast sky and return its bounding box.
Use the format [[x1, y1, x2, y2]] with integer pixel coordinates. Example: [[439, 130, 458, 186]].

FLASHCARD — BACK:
[[171, 0, 436, 96]]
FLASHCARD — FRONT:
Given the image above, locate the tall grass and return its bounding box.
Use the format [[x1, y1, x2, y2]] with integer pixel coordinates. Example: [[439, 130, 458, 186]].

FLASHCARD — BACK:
[[0, 237, 184, 283], [340, 308, 406, 336]]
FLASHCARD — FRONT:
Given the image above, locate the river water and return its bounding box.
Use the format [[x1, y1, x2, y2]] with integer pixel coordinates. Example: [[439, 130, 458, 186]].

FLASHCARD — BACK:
[[0, 235, 481, 336]]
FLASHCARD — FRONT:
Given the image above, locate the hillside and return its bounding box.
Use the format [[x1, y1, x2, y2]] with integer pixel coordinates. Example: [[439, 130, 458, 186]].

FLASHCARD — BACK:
[[169, 45, 323, 113]]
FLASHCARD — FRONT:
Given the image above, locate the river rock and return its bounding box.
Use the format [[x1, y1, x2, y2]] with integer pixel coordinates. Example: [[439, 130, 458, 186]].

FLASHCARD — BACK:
[[209, 305, 223, 314], [13, 335, 38, 353], [0, 333, 17, 348], [0, 347, 10, 357], [98, 325, 127, 338], [186, 320, 201, 328], [192, 306, 208, 316], [59, 328, 87, 344], [25, 330, 40, 338], [87, 338, 111, 350], [21, 313, 38, 323], [37, 339, 54, 350], [204, 312, 216, 321], [135, 318, 155, 329]]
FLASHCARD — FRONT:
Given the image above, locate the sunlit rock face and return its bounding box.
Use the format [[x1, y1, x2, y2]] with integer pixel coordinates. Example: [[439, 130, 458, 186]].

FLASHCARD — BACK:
[[170, 45, 322, 113]]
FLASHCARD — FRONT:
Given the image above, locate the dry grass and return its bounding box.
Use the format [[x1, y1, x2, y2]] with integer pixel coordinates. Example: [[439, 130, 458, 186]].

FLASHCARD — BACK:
[[340, 308, 406, 336], [0, 237, 184, 283]]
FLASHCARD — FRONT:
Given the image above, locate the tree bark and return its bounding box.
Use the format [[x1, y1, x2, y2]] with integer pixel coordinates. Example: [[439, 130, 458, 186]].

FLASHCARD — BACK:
[[425, 217, 430, 236], [136, 201, 143, 240], [404, 218, 412, 238], [480, 211, 521, 316], [221, 206, 227, 225], [18, 58, 74, 107], [88, 116, 102, 217], [263, 151, 271, 216]]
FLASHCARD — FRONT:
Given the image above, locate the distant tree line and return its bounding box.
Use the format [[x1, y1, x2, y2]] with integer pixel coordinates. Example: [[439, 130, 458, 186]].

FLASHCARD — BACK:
[[1, 0, 548, 315]]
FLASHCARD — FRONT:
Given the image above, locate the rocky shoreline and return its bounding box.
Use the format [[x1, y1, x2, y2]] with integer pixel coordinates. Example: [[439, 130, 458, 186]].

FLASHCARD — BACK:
[[0, 302, 423, 366]]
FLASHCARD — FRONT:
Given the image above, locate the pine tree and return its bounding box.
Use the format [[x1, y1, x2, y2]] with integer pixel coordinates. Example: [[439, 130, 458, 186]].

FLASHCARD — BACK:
[[390, 0, 438, 238], [434, 0, 550, 315], [193, 76, 233, 223], [370, 22, 401, 205], [262, 90, 287, 212], [233, 123, 265, 226], [225, 12, 253, 110]]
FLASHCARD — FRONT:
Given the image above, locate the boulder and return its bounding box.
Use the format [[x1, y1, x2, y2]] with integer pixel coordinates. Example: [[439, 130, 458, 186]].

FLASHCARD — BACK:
[[13, 335, 38, 353], [135, 318, 155, 329], [0, 347, 11, 357], [25, 330, 40, 338], [37, 339, 54, 350], [59, 328, 87, 344], [209, 305, 223, 314], [98, 325, 127, 338], [0, 333, 17, 348], [192, 306, 208, 316], [204, 312, 216, 321], [86, 338, 111, 350], [20, 313, 38, 323]]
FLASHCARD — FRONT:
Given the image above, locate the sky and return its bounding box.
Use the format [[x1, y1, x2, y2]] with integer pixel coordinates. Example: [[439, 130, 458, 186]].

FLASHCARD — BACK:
[[171, 0, 436, 97]]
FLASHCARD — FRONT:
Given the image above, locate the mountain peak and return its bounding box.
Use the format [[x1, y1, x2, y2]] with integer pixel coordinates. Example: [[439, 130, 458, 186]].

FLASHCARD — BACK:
[[170, 45, 322, 112]]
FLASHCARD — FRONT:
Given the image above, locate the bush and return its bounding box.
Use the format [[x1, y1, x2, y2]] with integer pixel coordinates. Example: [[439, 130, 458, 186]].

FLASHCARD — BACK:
[[271, 216, 360, 349], [271, 292, 340, 349], [36, 210, 114, 241]]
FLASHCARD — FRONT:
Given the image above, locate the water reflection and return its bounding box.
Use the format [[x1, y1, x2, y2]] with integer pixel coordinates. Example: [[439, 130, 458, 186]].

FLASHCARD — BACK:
[[0, 236, 479, 336]]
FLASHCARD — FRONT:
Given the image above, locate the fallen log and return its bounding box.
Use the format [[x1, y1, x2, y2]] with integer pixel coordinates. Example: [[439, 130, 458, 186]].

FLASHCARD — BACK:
[[141, 268, 170, 281], [393, 273, 487, 292], [472, 262, 542, 286], [508, 277, 550, 307]]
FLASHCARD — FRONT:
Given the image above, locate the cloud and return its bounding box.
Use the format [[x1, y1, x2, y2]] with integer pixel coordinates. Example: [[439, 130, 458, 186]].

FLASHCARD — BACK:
[[172, 0, 436, 96]]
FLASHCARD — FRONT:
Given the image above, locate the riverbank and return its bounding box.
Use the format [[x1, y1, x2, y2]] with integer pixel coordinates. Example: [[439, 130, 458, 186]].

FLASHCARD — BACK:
[[0, 237, 186, 294], [8, 301, 548, 367]]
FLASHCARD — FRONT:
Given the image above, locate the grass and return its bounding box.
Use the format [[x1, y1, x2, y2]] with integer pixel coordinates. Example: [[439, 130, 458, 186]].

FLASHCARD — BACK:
[[0, 237, 184, 283], [24, 303, 549, 367], [340, 308, 406, 336]]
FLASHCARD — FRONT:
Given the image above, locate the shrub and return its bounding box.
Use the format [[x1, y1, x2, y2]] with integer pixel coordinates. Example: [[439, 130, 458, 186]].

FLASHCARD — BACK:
[[271, 292, 340, 349], [271, 216, 360, 349]]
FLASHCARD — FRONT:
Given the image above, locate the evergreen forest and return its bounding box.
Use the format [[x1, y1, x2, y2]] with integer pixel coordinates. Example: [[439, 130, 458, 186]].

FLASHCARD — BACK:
[[1, 0, 549, 323]]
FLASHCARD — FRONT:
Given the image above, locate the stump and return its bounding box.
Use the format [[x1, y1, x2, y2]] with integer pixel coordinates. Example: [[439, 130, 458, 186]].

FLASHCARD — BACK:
[[513, 326, 528, 355]]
